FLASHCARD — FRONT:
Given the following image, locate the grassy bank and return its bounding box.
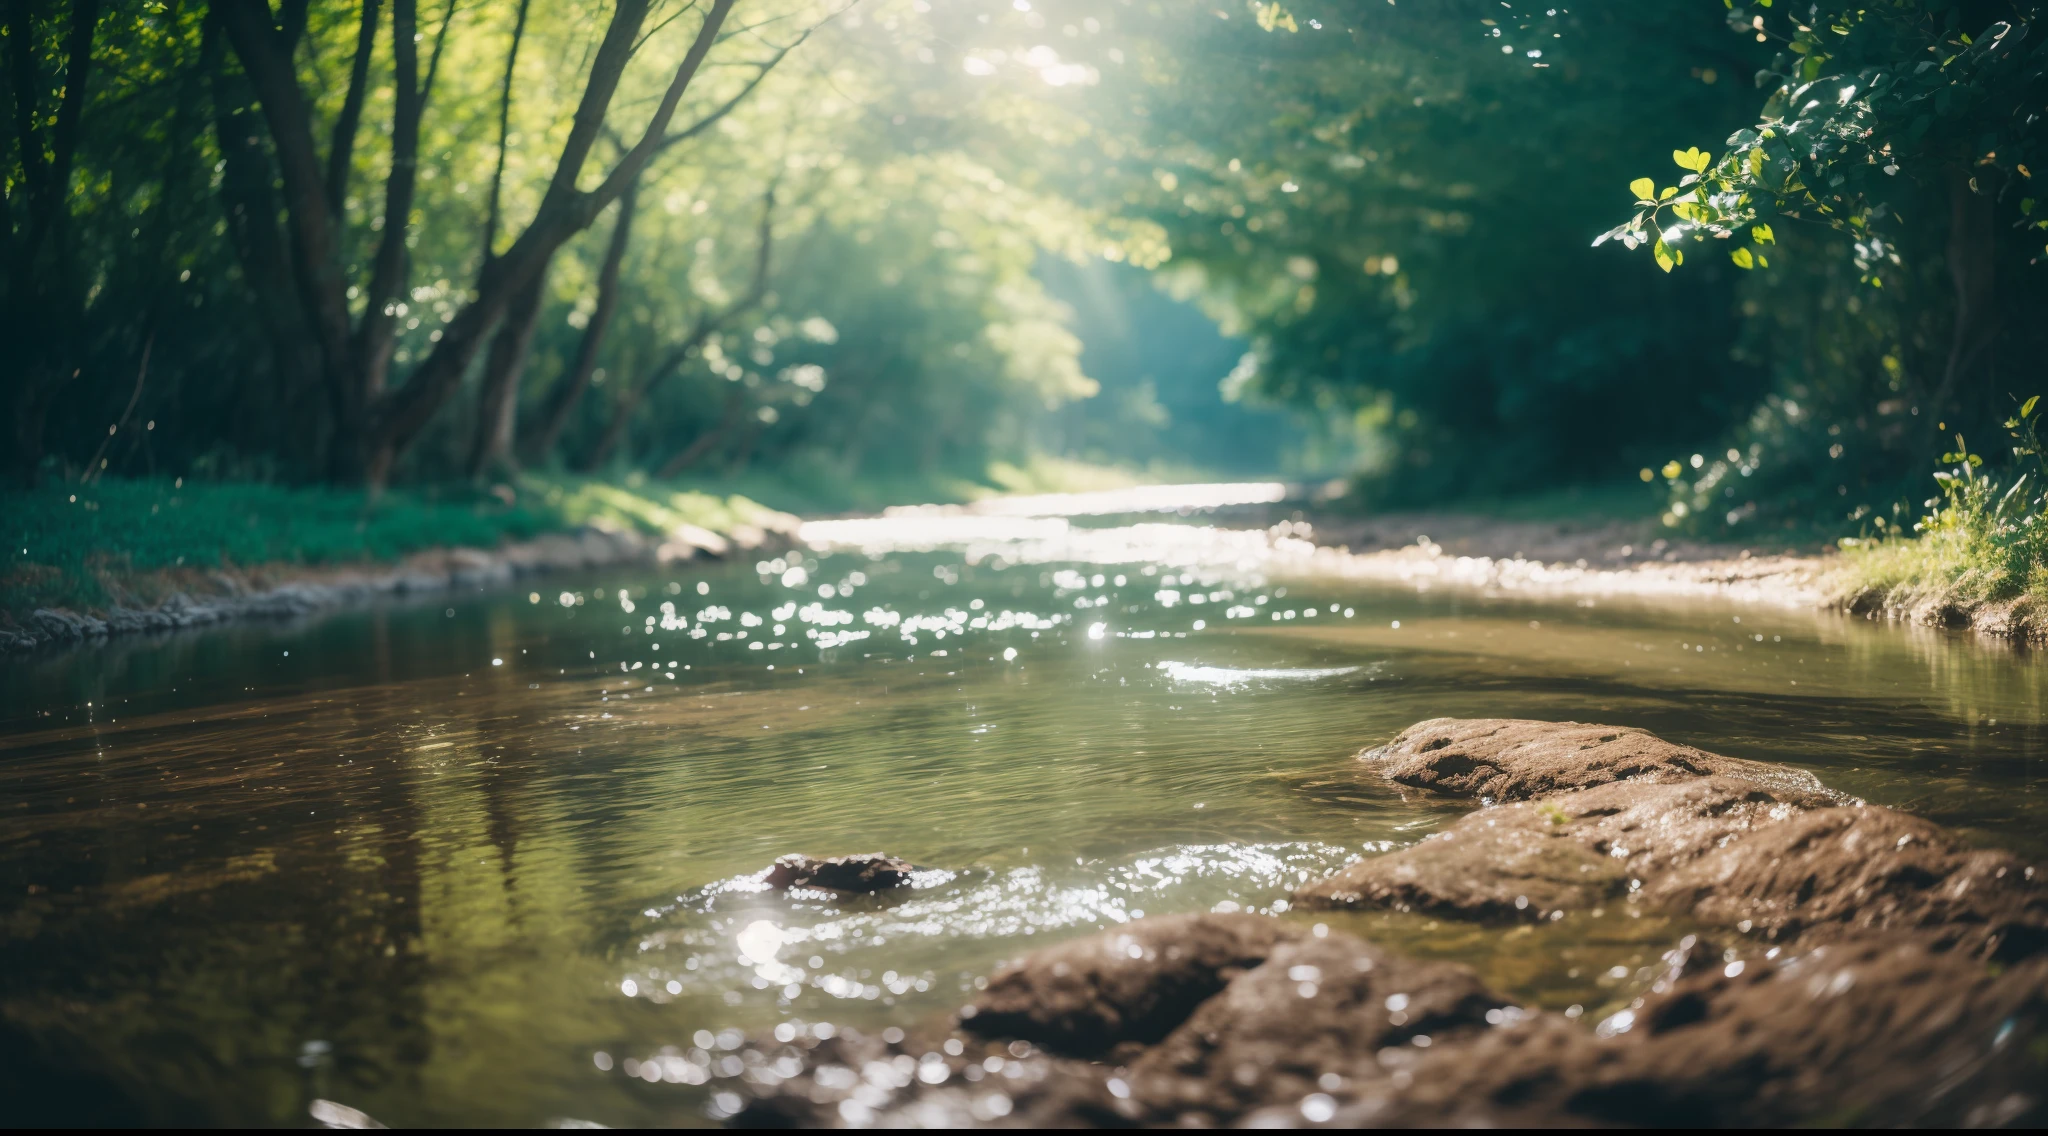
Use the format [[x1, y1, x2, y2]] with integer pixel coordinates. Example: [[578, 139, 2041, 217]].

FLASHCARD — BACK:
[[0, 457, 1170, 621], [1832, 467, 2048, 634], [0, 476, 788, 619]]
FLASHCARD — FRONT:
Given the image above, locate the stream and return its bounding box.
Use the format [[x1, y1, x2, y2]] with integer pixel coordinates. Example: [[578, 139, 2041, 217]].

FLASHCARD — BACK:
[[3, 487, 2044, 1125]]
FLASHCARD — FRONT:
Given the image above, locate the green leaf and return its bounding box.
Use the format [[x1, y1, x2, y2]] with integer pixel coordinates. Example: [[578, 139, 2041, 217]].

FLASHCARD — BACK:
[[1630, 177, 1656, 201], [2024, 395, 2039, 418], [1653, 239, 1675, 273], [1801, 54, 1825, 81], [1730, 246, 1756, 269], [1659, 186, 1678, 200], [1752, 223, 1775, 244]]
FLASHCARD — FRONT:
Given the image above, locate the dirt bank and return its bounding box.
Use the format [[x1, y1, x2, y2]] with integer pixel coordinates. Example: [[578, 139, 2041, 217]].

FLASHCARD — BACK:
[[0, 517, 796, 655]]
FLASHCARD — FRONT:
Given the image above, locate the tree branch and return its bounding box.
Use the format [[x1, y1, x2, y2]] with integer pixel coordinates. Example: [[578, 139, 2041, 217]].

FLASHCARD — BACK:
[[482, 0, 532, 262], [582, 187, 775, 469], [654, 37, 802, 155], [354, 0, 425, 389], [324, 0, 382, 219], [523, 176, 638, 460], [216, 0, 356, 396]]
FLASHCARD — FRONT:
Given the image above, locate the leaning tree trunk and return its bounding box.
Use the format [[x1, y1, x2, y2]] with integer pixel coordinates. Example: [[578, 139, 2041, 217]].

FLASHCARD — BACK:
[[466, 269, 548, 478], [523, 180, 638, 463]]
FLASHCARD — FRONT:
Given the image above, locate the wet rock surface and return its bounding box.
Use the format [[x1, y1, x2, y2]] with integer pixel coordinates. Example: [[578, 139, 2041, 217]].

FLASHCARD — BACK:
[[1118, 930, 1508, 1125], [761, 854, 918, 894], [1369, 717, 1828, 801], [964, 912, 1300, 1059], [1303, 722, 2048, 961], [725, 917, 2048, 1127], [725, 720, 2046, 1127]]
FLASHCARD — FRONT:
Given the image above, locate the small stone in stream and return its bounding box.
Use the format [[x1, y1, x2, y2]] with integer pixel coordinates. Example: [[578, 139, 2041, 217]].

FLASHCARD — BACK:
[[1368, 717, 1828, 802], [1120, 928, 1510, 1125], [761, 853, 915, 894], [965, 912, 1302, 1059]]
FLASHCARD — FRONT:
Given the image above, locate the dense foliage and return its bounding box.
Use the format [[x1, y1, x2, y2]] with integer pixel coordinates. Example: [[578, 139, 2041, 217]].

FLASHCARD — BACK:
[[4, 0, 2043, 542]]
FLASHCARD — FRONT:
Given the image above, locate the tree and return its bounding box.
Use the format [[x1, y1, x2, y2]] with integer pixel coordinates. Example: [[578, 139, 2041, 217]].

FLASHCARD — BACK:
[[215, 0, 738, 488]]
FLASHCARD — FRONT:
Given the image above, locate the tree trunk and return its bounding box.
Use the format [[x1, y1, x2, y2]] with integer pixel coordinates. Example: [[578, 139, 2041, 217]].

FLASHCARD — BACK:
[[209, 28, 329, 462], [3, 0, 102, 486], [1938, 169, 1999, 412], [218, 0, 736, 490], [580, 189, 776, 471], [657, 387, 747, 477], [466, 268, 547, 478], [523, 180, 637, 462]]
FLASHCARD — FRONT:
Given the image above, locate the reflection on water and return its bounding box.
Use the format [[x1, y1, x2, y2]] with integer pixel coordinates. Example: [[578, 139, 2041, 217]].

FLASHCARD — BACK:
[[1, 499, 2045, 1124]]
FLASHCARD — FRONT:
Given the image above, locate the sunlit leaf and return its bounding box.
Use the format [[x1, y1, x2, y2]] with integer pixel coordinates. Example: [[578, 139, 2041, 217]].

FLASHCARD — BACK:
[[1630, 177, 1656, 201], [2024, 395, 2040, 418], [1730, 247, 1755, 269]]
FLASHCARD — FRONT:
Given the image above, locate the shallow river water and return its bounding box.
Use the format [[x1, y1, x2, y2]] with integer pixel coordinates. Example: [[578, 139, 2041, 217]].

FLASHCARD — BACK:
[[3, 492, 2045, 1125]]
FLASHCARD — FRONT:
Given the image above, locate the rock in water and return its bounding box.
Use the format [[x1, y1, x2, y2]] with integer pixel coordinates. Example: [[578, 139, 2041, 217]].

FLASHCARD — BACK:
[[964, 912, 1302, 1058], [761, 852, 916, 894], [1300, 720, 2048, 961], [1367, 716, 1828, 801]]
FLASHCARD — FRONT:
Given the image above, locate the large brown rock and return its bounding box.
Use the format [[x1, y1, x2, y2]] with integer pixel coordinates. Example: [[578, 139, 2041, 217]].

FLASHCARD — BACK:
[[726, 918, 2048, 1128], [1296, 766, 2047, 960], [1660, 802, 2048, 961], [1566, 939, 2048, 1127], [963, 913, 1301, 1059], [1121, 928, 1508, 1125], [1292, 775, 1823, 922], [1368, 717, 1827, 801]]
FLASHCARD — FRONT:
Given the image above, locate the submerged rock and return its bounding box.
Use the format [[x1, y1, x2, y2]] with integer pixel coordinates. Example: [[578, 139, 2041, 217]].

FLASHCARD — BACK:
[[965, 913, 1301, 1059], [1368, 717, 1827, 801], [761, 853, 917, 894]]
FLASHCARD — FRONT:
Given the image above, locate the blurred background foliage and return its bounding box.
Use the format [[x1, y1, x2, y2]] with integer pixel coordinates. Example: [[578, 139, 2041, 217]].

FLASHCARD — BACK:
[[3, 0, 2044, 544]]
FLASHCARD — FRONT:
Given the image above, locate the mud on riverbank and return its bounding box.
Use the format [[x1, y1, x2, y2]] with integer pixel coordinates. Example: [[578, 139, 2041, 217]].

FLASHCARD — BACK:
[[702, 719, 2045, 1128]]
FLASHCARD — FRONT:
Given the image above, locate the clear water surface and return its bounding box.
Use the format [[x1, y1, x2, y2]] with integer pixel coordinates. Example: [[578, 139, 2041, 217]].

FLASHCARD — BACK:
[[2, 496, 2043, 1125]]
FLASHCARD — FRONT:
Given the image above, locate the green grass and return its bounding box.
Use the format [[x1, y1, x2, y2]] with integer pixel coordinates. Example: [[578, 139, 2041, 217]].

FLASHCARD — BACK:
[[0, 457, 1192, 619], [0, 476, 770, 618], [1832, 469, 2048, 623]]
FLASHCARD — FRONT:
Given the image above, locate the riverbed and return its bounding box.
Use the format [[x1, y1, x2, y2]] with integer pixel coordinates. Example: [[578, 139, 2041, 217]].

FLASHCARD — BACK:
[[2, 492, 2043, 1125]]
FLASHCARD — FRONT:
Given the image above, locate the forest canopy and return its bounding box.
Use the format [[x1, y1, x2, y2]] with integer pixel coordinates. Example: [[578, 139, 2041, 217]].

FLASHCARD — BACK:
[[3, 0, 2043, 537]]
